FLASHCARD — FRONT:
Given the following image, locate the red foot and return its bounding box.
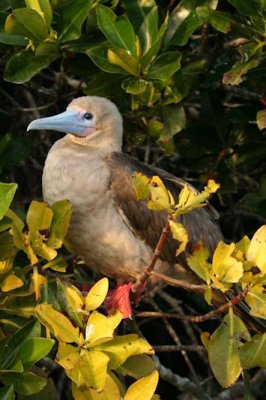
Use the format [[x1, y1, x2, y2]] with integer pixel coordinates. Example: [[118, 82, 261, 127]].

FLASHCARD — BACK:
[[104, 282, 146, 319]]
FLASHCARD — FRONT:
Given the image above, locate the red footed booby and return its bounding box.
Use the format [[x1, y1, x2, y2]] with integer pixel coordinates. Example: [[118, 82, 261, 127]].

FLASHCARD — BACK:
[[27, 96, 222, 316]]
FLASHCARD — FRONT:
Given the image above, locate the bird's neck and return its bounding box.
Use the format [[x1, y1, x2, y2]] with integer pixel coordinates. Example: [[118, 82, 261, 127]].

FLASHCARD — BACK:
[[66, 126, 123, 155]]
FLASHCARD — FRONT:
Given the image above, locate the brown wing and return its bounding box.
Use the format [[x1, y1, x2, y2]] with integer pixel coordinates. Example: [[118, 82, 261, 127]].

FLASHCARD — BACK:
[[106, 152, 223, 265]]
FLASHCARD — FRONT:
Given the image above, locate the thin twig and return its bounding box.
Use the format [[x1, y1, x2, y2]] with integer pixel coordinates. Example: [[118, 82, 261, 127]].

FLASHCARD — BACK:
[[150, 271, 206, 293], [153, 345, 205, 352], [132, 218, 171, 292]]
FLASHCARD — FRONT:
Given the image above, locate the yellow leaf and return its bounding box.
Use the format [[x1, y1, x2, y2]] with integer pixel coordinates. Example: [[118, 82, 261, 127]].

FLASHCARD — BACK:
[[79, 349, 109, 391], [72, 373, 121, 400], [57, 342, 80, 370], [132, 173, 150, 201], [94, 334, 154, 369], [0, 274, 24, 292], [169, 221, 188, 256], [212, 242, 243, 284], [32, 266, 45, 300], [35, 303, 80, 343], [206, 179, 220, 193], [147, 176, 171, 211], [66, 286, 85, 312], [201, 332, 210, 351], [85, 278, 109, 311], [187, 244, 211, 284], [245, 286, 266, 319], [85, 310, 122, 344], [247, 225, 266, 273], [124, 370, 159, 400], [27, 201, 53, 234]]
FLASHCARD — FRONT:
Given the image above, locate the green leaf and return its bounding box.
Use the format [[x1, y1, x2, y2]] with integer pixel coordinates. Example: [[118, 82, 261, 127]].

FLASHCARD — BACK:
[[47, 200, 72, 248], [85, 277, 109, 311], [140, 15, 168, 69], [208, 308, 250, 387], [124, 370, 159, 400], [227, 0, 263, 16], [117, 355, 156, 379], [147, 52, 181, 80], [5, 8, 48, 42], [25, 0, 53, 28], [0, 183, 17, 220], [223, 59, 259, 86], [58, 0, 92, 42], [0, 319, 38, 370], [164, 105, 186, 135], [197, 7, 231, 33], [138, 6, 158, 55], [35, 303, 80, 343], [122, 0, 156, 30], [0, 32, 28, 45], [14, 337, 54, 370], [0, 371, 46, 395], [97, 5, 137, 57], [0, 385, 15, 400], [122, 77, 148, 94], [239, 333, 266, 369], [108, 48, 140, 76], [86, 45, 127, 74], [4, 50, 57, 83]]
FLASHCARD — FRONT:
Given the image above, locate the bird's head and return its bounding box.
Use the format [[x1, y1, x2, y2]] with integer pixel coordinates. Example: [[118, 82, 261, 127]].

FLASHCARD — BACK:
[[27, 96, 123, 151]]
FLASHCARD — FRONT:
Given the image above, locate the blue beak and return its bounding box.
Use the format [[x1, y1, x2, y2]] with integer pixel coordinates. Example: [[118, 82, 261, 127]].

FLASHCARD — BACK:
[[27, 109, 95, 137]]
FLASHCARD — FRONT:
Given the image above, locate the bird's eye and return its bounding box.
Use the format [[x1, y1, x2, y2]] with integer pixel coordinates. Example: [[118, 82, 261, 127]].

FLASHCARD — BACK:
[[84, 112, 93, 120]]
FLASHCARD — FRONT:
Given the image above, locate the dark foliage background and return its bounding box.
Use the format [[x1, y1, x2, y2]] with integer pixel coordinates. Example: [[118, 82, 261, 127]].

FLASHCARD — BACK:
[[1, 0, 266, 399]]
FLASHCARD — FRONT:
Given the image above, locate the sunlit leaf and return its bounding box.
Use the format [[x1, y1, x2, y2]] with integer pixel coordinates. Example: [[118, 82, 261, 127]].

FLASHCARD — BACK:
[[86, 45, 127, 74], [247, 225, 266, 273], [138, 6, 158, 54], [124, 370, 159, 400], [85, 277, 109, 311], [25, 0, 52, 27], [108, 48, 140, 76], [169, 220, 188, 256], [94, 334, 154, 369], [72, 373, 121, 400], [35, 303, 80, 343], [208, 308, 250, 387], [0, 274, 24, 292], [79, 349, 110, 391], [245, 286, 266, 319], [147, 176, 171, 211], [132, 173, 150, 201], [47, 200, 72, 248], [212, 242, 243, 285], [187, 244, 211, 283], [257, 109, 266, 130], [122, 77, 148, 94], [85, 310, 122, 344]]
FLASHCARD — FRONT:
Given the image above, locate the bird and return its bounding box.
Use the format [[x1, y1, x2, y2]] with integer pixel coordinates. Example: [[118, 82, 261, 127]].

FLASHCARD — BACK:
[[27, 96, 223, 316]]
